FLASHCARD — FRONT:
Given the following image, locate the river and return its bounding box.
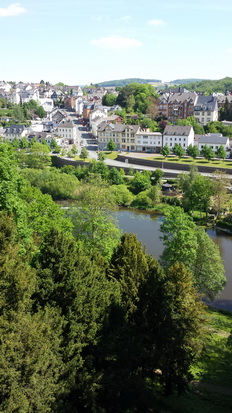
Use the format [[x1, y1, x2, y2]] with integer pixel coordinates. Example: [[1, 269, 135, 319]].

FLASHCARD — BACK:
[[113, 209, 232, 312]]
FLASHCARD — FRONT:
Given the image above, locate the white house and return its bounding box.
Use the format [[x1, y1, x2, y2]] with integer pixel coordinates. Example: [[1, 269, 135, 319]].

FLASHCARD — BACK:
[[38, 98, 54, 113], [136, 131, 162, 152], [163, 125, 194, 151], [3, 124, 28, 142], [194, 95, 218, 125], [198, 133, 230, 153], [57, 120, 77, 144]]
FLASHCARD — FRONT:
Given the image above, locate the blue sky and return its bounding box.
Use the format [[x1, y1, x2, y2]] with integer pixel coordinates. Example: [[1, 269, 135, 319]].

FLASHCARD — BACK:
[[0, 0, 232, 85]]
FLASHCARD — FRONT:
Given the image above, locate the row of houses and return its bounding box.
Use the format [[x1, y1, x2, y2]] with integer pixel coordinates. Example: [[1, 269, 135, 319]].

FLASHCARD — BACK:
[[97, 123, 231, 154], [158, 90, 232, 125], [1, 108, 78, 146]]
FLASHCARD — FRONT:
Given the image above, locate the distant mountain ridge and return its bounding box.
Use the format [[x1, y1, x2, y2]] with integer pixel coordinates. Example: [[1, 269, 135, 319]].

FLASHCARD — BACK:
[[97, 78, 162, 87], [169, 78, 208, 84]]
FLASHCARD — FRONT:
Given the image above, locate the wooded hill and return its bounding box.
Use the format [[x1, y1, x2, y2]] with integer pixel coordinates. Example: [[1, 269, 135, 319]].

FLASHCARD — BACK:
[[97, 78, 162, 87], [178, 77, 232, 94]]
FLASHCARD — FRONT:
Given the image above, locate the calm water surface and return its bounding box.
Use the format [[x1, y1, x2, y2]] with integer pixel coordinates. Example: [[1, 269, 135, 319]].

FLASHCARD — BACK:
[[113, 209, 232, 312]]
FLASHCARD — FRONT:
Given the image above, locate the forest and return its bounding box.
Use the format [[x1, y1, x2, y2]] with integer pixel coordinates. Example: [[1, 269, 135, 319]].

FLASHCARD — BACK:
[[0, 142, 231, 412]]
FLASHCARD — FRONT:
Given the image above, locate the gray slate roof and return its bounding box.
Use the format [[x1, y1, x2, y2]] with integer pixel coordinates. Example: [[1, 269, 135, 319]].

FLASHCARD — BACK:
[[4, 124, 25, 134], [163, 125, 193, 136], [194, 95, 218, 111], [198, 135, 229, 144], [97, 122, 140, 133], [58, 120, 75, 128]]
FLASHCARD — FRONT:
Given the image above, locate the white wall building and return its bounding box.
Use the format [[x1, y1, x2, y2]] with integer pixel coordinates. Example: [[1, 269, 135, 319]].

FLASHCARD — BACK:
[[163, 125, 194, 151], [136, 131, 162, 152], [198, 133, 230, 152], [38, 98, 54, 113], [57, 120, 77, 144]]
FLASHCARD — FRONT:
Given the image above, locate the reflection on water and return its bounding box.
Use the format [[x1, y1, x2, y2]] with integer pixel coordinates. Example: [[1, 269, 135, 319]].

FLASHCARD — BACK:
[[114, 209, 232, 312]]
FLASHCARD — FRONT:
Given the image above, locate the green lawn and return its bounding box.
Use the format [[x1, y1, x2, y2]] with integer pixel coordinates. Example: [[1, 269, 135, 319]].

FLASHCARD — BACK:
[[144, 156, 232, 169], [154, 307, 232, 413], [104, 151, 118, 160]]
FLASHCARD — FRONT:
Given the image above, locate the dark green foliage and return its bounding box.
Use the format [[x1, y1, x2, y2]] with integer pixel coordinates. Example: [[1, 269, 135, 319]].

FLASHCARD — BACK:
[[0, 215, 64, 412]]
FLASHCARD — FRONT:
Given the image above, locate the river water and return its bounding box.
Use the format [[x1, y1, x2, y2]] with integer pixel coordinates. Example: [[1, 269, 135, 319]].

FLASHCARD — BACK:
[[113, 209, 232, 312]]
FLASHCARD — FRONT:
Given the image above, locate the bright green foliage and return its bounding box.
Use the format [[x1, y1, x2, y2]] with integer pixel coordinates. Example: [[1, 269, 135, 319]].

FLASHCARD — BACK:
[[131, 191, 153, 209], [97, 151, 106, 161], [179, 167, 213, 214], [80, 147, 89, 159], [215, 145, 226, 160], [160, 207, 198, 270], [151, 168, 164, 184], [186, 144, 199, 159], [160, 207, 225, 300], [27, 142, 51, 169], [176, 116, 204, 134], [69, 178, 121, 258], [108, 167, 123, 185], [21, 168, 79, 199], [102, 93, 117, 106], [20, 184, 72, 237], [89, 159, 109, 180], [131, 171, 151, 194], [19, 137, 29, 149], [148, 184, 161, 204], [160, 144, 170, 157], [194, 228, 226, 300], [110, 184, 134, 206], [201, 145, 215, 161], [106, 139, 117, 151], [211, 171, 230, 218], [11, 137, 20, 148], [116, 83, 158, 114], [173, 143, 185, 158]]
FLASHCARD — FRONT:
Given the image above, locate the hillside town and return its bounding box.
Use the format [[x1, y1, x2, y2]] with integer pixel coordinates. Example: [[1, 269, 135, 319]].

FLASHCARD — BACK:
[[0, 79, 232, 159]]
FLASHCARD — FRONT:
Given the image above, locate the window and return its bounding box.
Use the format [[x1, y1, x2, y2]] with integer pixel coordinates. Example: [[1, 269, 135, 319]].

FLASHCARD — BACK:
[[122, 138, 126, 143], [170, 143, 172, 147]]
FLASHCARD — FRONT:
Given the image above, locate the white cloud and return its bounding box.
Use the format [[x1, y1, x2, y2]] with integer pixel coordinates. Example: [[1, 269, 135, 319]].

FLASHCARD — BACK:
[[91, 36, 142, 49], [119, 16, 131, 22], [91, 15, 103, 21], [0, 3, 26, 17], [148, 19, 165, 26]]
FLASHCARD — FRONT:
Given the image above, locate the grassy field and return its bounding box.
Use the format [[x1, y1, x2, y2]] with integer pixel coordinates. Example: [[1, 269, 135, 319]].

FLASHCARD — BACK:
[[104, 151, 118, 160], [155, 307, 232, 413], [144, 155, 232, 169]]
